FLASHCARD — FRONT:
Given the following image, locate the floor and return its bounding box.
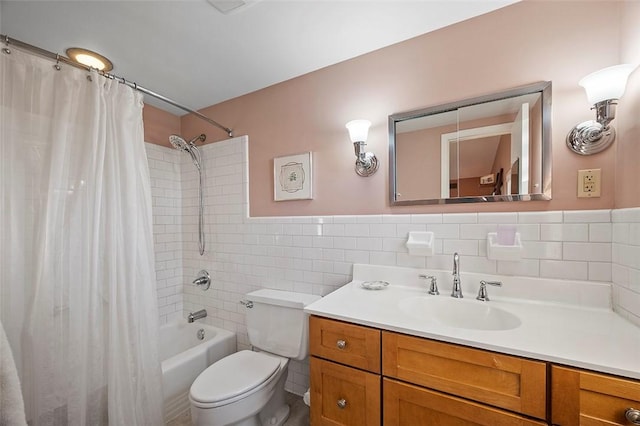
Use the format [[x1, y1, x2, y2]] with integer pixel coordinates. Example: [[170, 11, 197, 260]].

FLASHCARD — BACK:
[[167, 392, 309, 426]]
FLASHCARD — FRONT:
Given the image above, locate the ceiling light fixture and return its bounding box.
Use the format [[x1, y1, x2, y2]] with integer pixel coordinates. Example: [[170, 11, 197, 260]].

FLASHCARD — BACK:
[[207, 0, 262, 15], [65, 47, 113, 72]]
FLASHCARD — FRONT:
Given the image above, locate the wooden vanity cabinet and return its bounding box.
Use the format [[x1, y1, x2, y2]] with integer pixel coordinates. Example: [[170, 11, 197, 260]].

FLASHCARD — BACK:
[[383, 378, 546, 426], [551, 365, 640, 425], [309, 316, 382, 426], [310, 315, 640, 426], [382, 331, 547, 420]]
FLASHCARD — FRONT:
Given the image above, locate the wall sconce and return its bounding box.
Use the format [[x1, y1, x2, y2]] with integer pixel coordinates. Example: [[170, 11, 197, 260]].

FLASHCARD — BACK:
[[346, 119, 378, 177], [567, 64, 637, 155]]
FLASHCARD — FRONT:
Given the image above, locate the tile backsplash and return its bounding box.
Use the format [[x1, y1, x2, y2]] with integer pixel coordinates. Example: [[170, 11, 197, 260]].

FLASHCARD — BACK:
[[146, 137, 639, 395]]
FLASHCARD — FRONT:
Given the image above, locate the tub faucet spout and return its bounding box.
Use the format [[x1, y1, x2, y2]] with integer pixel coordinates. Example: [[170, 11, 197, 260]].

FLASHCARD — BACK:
[[188, 309, 207, 323]]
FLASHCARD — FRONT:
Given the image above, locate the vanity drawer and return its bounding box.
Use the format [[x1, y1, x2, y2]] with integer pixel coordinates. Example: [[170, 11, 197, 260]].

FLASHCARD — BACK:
[[310, 316, 381, 373], [310, 357, 381, 426], [383, 378, 546, 426], [382, 331, 547, 420], [551, 365, 640, 425]]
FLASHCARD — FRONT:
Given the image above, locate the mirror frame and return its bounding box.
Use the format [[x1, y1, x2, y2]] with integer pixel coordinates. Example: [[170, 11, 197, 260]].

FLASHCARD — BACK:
[[388, 81, 552, 205]]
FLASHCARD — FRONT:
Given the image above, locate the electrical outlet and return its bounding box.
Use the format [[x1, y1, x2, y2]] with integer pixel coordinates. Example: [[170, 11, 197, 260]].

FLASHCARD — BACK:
[[577, 169, 601, 198]]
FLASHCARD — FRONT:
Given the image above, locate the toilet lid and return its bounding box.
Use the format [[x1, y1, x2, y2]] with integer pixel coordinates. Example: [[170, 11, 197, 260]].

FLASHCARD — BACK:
[[190, 350, 281, 404]]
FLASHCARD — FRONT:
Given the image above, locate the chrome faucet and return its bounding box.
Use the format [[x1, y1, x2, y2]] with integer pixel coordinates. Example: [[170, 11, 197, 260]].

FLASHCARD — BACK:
[[188, 309, 207, 323], [451, 252, 463, 298]]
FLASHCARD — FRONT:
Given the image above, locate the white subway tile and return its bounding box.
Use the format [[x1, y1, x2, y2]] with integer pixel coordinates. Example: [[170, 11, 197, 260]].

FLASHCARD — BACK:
[[344, 224, 371, 237], [459, 224, 496, 240], [478, 212, 518, 224], [589, 223, 612, 242], [442, 239, 478, 256], [396, 253, 427, 269], [396, 224, 427, 238], [410, 214, 443, 224], [588, 262, 612, 282], [369, 224, 397, 238], [497, 259, 540, 277], [563, 242, 611, 262], [427, 224, 459, 239], [540, 260, 588, 280], [370, 251, 396, 266], [612, 207, 640, 223], [563, 209, 611, 223], [442, 213, 478, 224], [523, 241, 563, 260], [540, 224, 588, 242], [518, 211, 563, 223]]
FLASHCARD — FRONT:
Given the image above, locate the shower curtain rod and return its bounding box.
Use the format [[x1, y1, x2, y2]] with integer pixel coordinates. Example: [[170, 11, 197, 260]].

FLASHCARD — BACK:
[[1, 34, 234, 137]]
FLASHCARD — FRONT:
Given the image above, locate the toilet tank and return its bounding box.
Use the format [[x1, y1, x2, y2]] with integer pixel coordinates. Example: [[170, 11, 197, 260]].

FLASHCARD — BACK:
[[245, 289, 321, 360]]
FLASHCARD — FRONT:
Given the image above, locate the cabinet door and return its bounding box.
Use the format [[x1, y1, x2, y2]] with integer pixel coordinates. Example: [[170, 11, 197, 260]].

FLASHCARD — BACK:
[[382, 331, 547, 420], [310, 315, 381, 373], [384, 378, 547, 426], [310, 356, 380, 426], [551, 365, 640, 425]]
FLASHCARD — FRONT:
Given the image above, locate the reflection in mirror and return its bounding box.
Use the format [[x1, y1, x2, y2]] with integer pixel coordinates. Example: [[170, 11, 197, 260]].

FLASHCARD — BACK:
[[389, 82, 551, 205]]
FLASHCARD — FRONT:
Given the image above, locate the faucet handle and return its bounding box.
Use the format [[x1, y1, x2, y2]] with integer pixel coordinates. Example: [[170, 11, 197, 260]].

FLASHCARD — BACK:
[[419, 274, 439, 295], [476, 280, 502, 302]]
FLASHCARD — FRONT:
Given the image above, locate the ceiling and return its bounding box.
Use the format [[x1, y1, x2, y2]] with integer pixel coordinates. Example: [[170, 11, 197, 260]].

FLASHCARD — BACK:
[[0, 1, 518, 116]]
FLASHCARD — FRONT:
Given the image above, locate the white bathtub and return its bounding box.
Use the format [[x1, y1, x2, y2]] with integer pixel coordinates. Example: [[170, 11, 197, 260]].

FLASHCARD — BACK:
[[160, 320, 236, 422]]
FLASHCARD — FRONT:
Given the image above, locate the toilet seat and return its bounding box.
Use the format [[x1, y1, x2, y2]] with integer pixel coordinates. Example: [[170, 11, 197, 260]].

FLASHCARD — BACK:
[[190, 350, 282, 408]]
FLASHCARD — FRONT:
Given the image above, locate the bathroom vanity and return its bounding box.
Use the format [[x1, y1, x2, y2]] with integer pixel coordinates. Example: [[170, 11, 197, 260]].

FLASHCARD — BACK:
[[304, 264, 640, 425]]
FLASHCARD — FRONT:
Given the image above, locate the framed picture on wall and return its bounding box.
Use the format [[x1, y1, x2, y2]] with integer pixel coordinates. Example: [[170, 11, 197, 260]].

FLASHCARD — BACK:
[[274, 152, 313, 201]]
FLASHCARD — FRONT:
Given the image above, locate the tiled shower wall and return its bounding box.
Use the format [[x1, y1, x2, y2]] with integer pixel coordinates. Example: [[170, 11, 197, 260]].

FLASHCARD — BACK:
[[146, 136, 638, 395], [146, 143, 184, 324]]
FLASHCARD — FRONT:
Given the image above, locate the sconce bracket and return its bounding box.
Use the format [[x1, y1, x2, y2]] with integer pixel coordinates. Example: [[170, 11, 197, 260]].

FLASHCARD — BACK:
[[355, 153, 379, 177], [566, 120, 615, 155]]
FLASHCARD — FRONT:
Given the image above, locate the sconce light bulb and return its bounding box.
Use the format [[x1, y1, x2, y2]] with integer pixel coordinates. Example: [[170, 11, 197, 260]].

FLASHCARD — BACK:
[[346, 119, 371, 143], [579, 64, 637, 105]]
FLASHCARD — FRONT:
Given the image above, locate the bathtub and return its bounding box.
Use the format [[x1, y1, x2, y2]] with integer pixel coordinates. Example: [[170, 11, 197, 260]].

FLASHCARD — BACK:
[[160, 320, 236, 422]]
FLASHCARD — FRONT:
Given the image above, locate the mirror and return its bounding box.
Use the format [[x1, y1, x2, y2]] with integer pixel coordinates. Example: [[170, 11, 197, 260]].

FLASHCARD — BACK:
[[389, 81, 551, 205]]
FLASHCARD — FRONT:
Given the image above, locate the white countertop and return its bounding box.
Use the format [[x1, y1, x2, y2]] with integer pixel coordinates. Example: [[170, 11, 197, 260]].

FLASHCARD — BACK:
[[304, 264, 640, 380]]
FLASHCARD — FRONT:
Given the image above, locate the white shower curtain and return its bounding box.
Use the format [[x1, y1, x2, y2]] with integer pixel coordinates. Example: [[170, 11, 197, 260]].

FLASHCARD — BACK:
[[0, 48, 164, 425]]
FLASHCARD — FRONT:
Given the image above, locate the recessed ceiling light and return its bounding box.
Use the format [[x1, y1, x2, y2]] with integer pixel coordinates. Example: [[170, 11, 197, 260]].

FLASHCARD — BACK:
[[65, 47, 113, 72], [207, 0, 261, 15]]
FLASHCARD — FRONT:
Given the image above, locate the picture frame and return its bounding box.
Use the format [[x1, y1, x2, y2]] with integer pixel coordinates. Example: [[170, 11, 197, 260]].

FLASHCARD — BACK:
[[273, 152, 313, 201]]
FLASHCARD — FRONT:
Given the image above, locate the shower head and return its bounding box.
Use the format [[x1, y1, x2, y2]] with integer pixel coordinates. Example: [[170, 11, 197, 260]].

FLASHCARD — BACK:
[[169, 134, 189, 151], [169, 134, 206, 151], [168, 134, 206, 171]]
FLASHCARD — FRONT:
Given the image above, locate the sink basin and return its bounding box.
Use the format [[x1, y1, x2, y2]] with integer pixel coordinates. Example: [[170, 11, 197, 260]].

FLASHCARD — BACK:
[[398, 296, 521, 331]]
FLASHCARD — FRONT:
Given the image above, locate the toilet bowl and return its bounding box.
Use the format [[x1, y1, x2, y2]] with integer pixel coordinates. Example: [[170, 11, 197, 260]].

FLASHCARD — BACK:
[[189, 289, 321, 426], [190, 351, 289, 426]]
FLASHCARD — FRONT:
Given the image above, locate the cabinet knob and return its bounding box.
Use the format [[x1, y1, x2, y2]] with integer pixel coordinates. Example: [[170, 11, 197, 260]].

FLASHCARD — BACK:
[[336, 339, 346, 349], [626, 408, 640, 425], [337, 398, 347, 409]]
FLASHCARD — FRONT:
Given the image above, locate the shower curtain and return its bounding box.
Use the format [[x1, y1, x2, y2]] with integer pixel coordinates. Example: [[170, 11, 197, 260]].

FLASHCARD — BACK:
[[0, 48, 164, 425]]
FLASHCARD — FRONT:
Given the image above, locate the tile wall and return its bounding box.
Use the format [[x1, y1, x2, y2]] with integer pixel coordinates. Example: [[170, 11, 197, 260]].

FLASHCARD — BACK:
[[146, 136, 638, 395], [612, 208, 640, 327], [146, 143, 185, 324]]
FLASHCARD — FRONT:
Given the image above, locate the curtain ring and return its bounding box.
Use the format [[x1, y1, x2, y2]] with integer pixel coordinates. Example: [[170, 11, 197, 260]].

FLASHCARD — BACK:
[[2, 37, 10, 54], [53, 54, 61, 71]]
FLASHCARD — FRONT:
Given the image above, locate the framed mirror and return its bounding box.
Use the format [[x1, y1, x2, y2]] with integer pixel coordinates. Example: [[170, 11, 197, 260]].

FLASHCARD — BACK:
[[389, 81, 551, 205]]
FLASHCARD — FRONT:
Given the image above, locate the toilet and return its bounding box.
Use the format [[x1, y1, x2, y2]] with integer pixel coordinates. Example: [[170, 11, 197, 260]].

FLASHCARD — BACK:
[[189, 289, 321, 426]]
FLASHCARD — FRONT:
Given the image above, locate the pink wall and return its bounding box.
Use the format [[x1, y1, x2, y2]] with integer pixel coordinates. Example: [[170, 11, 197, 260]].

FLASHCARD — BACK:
[[142, 103, 181, 147], [174, 1, 626, 216], [616, 1, 640, 209]]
